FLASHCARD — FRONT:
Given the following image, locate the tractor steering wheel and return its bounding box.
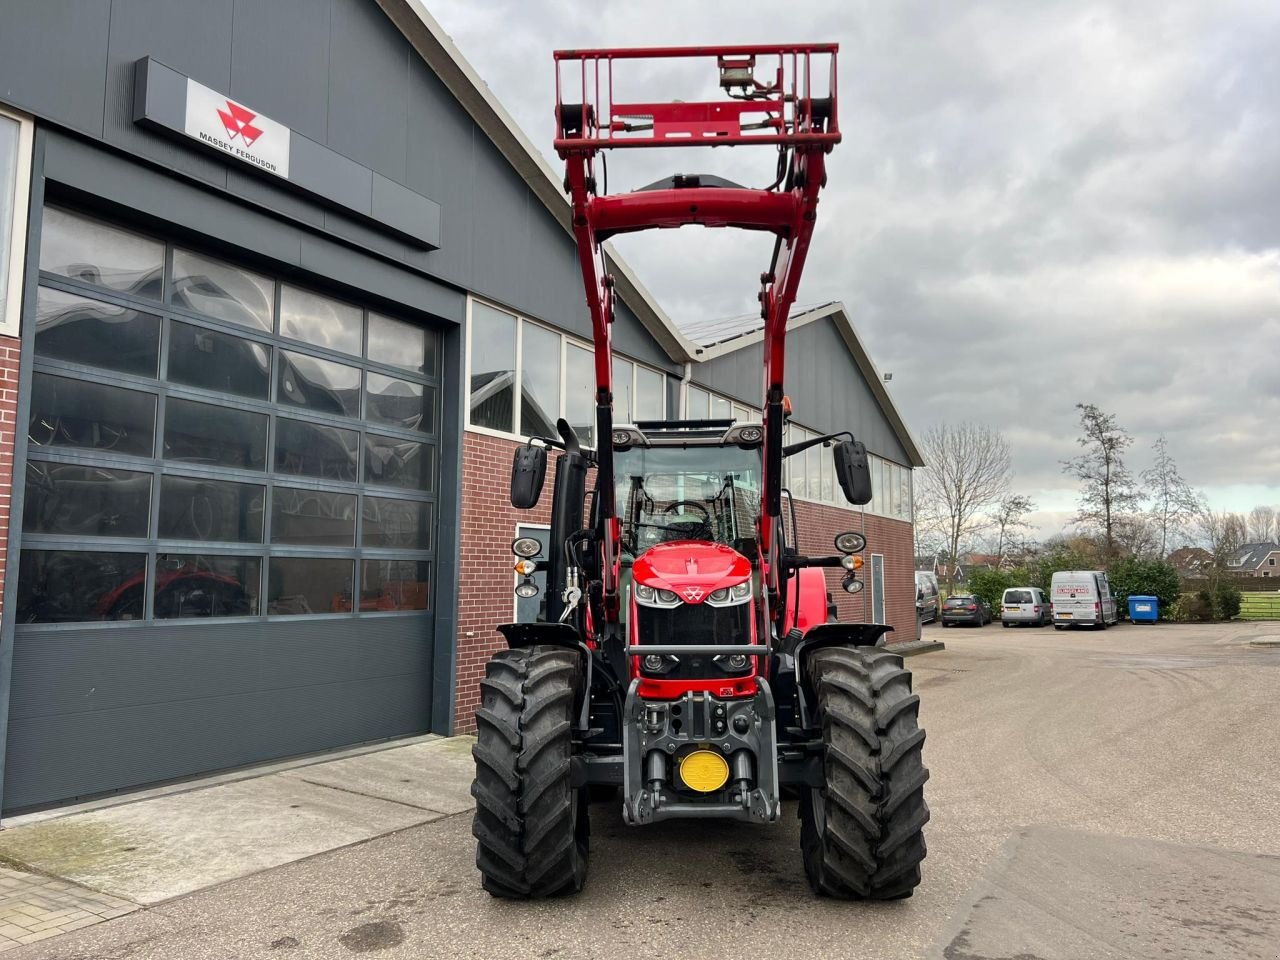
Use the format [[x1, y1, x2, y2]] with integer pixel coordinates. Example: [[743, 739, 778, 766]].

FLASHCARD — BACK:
[[663, 500, 711, 523]]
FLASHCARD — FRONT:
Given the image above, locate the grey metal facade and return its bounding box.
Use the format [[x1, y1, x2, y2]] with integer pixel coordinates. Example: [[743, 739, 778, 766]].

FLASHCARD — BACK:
[[690, 318, 914, 467], [0, 0, 671, 812]]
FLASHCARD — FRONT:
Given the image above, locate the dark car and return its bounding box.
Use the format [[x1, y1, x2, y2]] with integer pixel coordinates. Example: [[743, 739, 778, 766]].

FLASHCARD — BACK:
[[941, 593, 992, 627]]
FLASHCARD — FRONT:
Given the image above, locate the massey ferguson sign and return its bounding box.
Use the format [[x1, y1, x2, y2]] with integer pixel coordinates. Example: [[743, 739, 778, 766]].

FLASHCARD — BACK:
[[183, 79, 290, 178]]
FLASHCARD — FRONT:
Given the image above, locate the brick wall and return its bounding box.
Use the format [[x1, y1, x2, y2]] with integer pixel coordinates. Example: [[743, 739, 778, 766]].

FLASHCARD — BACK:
[[789, 498, 917, 643], [454, 429, 916, 730], [455, 431, 559, 730], [0, 336, 18, 621]]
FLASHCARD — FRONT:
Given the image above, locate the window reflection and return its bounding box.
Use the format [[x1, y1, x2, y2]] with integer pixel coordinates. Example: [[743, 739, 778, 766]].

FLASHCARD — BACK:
[[171, 249, 275, 330], [470, 303, 515, 432], [612, 357, 633, 423], [168, 320, 271, 399], [158, 476, 265, 543], [277, 350, 360, 418], [268, 558, 353, 615], [39, 207, 163, 299], [163, 397, 267, 470], [521, 322, 560, 438], [35, 286, 160, 377], [367, 374, 434, 433], [154, 554, 260, 619], [271, 487, 356, 546], [23, 461, 152, 538], [28, 372, 156, 458], [274, 417, 359, 482], [279, 285, 362, 355], [367, 311, 426, 373], [16, 550, 147, 623], [358, 560, 430, 611], [364, 434, 432, 491], [564, 343, 594, 447], [362, 496, 432, 550]]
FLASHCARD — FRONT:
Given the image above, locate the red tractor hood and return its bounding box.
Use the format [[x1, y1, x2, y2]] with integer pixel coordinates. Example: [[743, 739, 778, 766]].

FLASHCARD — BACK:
[[632, 541, 751, 604]]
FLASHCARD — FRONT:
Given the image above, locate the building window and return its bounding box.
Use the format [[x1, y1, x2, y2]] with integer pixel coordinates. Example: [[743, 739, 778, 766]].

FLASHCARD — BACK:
[[1, 105, 34, 337], [782, 422, 912, 521], [16, 206, 441, 624], [685, 384, 759, 424], [871, 553, 886, 624], [466, 296, 664, 443]]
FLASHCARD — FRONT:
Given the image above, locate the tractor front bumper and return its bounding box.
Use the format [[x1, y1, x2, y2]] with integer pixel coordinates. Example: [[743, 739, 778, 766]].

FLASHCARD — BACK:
[[620, 678, 781, 825]]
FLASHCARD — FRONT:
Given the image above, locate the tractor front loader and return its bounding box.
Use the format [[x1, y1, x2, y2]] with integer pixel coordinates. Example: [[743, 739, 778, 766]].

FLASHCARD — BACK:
[[471, 45, 929, 900]]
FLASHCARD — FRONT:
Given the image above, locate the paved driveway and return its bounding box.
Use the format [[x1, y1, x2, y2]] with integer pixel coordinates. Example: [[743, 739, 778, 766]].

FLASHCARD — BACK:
[[14, 621, 1280, 960]]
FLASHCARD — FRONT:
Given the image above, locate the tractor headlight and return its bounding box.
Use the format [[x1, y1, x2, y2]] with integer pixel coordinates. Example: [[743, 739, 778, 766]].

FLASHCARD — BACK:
[[635, 584, 681, 608], [840, 554, 864, 572], [511, 536, 542, 558], [834, 531, 866, 554], [706, 580, 752, 607], [642, 654, 664, 672], [514, 579, 540, 599], [841, 575, 864, 594], [513, 559, 537, 577]]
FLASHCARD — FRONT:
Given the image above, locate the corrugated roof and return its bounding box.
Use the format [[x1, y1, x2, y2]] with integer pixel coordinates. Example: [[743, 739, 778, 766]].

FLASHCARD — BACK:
[[679, 302, 832, 348]]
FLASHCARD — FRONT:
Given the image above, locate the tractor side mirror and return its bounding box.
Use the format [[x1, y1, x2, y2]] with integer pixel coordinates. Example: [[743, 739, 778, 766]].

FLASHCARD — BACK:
[[510, 444, 547, 509], [833, 440, 872, 505]]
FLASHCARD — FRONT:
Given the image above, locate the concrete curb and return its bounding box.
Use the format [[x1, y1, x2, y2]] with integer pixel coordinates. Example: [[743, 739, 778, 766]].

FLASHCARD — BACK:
[[1248, 636, 1280, 647], [892, 639, 946, 657]]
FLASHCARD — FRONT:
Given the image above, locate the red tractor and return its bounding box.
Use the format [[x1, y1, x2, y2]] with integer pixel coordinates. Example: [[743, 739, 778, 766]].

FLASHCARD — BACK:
[[471, 45, 928, 900]]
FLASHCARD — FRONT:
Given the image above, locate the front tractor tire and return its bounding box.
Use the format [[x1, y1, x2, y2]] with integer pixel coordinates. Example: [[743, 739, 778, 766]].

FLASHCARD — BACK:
[[471, 646, 588, 898], [800, 647, 930, 900]]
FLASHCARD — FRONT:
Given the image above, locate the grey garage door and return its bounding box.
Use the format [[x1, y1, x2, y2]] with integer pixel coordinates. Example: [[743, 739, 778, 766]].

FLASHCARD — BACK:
[[4, 205, 443, 810]]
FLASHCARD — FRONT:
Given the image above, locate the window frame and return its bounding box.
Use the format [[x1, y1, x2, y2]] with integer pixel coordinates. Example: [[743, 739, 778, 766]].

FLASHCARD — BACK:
[[464, 295, 666, 442], [16, 206, 441, 628], [0, 103, 34, 338]]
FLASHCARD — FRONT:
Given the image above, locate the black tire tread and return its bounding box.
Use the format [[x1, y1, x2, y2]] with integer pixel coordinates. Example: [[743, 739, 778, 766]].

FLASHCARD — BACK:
[[471, 646, 588, 898], [800, 647, 929, 900]]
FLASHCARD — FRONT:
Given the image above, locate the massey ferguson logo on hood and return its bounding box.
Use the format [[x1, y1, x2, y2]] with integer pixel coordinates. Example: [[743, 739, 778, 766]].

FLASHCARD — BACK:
[[217, 101, 264, 147], [682, 587, 705, 602]]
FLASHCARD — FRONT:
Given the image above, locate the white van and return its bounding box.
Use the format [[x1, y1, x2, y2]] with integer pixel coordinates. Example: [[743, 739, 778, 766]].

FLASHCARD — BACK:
[[915, 571, 940, 623], [1050, 571, 1119, 629], [1001, 586, 1050, 627]]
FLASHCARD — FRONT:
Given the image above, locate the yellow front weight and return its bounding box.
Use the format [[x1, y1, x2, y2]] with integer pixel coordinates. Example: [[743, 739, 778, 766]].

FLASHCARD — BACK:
[[678, 749, 731, 793]]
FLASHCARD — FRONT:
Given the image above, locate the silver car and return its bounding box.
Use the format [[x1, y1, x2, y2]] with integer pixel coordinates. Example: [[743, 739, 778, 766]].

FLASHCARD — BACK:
[[1001, 587, 1051, 627]]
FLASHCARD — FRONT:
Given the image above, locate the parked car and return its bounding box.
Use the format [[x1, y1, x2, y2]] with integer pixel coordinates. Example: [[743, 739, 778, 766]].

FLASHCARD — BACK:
[[1050, 570, 1120, 629], [915, 571, 940, 623], [1001, 586, 1051, 627], [941, 593, 992, 627]]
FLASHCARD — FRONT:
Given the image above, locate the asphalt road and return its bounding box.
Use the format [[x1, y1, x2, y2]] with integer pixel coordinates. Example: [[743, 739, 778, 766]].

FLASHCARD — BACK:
[[19, 621, 1280, 960]]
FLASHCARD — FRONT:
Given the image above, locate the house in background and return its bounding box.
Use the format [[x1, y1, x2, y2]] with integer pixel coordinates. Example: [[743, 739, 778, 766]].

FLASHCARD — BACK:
[[1226, 543, 1280, 578]]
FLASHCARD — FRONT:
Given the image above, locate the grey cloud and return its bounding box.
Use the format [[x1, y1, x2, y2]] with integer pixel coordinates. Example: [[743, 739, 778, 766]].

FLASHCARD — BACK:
[[430, 0, 1280, 512]]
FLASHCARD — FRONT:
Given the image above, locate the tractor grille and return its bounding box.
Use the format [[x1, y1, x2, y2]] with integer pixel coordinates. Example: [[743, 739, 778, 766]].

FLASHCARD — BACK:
[[635, 601, 752, 680]]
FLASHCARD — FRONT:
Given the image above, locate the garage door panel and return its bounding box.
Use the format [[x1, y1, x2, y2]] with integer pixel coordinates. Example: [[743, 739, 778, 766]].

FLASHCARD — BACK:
[[3, 672, 433, 810], [8, 206, 451, 812], [6, 617, 433, 721]]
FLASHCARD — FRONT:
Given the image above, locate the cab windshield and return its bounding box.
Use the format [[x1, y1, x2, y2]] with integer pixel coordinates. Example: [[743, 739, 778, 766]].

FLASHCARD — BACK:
[[614, 444, 762, 558]]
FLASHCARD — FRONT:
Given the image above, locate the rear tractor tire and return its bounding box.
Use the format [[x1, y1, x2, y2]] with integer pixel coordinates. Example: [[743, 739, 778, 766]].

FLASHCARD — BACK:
[[471, 646, 589, 898], [800, 647, 930, 900]]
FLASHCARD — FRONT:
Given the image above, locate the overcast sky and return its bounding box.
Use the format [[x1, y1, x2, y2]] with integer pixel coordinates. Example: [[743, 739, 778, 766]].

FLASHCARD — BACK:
[[429, 0, 1280, 539]]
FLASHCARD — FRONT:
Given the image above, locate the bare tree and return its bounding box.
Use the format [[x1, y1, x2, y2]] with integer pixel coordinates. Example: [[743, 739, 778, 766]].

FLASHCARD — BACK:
[[1247, 505, 1276, 543], [990, 494, 1036, 567], [1196, 500, 1248, 588], [1063, 403, 1142, 558], [917, 423, 1012, 592], [1141, 436, 1199, 557]]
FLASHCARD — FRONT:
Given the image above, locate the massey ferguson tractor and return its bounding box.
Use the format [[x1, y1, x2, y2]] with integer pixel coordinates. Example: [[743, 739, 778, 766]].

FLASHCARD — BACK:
[[471, 45, 929, 900]]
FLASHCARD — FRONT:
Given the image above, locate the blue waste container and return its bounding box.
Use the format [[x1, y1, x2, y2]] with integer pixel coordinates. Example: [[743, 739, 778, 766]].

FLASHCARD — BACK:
[[1127, 595, 1158, 623]]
